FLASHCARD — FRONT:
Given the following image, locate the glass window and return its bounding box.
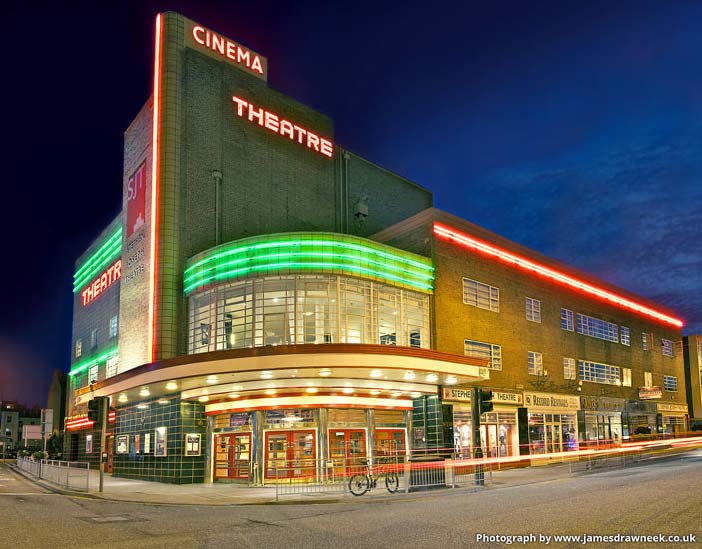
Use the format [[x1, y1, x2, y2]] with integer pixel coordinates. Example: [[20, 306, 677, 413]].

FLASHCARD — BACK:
[[526, 298, 541, 323], [106, 356, 119, 378], [576, 313, 618, 343], [109, 316, 119, 338], [90, 329, 98, 349], [642, 332, 651, 351], [528, 351, 543, 375], [75, 339, 82, 359], [200, 323, 211, 346], [462, 278, 499, 312], [663, 375, 677, 391], [661, 338, 674, 357], [464, 339, 502, 370], [644, 371, 653, 387], [563, 357, 576, 380], [620, 326, 630, 346], [622, 368, 632, 387], [578, 360, 620, 385], [88, 365, 98, 385], [561, 308, 574, 331]]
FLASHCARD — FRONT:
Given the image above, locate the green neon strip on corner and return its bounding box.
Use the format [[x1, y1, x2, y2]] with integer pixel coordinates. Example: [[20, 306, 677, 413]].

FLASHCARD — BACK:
[[184, 233, 434, 295], [73, 228, 123, 293], [68, 346, 119, 376]]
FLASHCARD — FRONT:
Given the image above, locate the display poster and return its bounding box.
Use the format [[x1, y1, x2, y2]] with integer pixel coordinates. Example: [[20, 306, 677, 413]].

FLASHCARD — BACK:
[[117, 435, 129, 454], [185, 433, 201, 456], [155, 427, 167, 457], [144, 433, 151, 454]]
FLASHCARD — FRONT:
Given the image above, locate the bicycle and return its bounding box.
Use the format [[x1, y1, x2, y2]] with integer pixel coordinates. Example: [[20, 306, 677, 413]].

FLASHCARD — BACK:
[[348, 456, 400, 496]]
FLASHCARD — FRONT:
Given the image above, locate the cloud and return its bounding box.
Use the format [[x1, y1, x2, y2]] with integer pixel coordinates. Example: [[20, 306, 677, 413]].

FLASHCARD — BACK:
[[465, 124, 702, 334]]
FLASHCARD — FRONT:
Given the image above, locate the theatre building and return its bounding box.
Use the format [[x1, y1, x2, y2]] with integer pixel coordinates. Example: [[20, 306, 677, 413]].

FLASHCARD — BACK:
[[65, 12, 688, 483]]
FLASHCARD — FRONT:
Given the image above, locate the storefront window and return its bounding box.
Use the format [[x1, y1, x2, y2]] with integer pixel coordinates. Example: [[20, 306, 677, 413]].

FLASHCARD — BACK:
[[452, 405, 518, 459]]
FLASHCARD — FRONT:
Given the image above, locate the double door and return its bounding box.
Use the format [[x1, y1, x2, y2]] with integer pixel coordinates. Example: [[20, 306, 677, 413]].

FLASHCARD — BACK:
[[329, 429, 367, 475], [265, 430, 316, 480], [214, 433, 251, 480]]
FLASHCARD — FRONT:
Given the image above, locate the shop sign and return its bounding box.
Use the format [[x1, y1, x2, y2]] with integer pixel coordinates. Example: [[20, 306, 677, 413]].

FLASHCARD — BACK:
[[639, 386, 663, 400], [491, 391, 523, 406], [441, 387, 472, 403], [656, 403, 688, 414], [232, 96, 334, 158], [580, 396, 626, 412], [524, 391, 580, 411]]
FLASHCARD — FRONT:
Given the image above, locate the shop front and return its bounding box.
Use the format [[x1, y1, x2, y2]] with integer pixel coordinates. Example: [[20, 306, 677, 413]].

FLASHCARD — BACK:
[[523, 391, 580, 454], [444, 388, 522, 459], [626, 399, 659, 436], [657, 403, 689, 435], [578, 396, 625, 448]]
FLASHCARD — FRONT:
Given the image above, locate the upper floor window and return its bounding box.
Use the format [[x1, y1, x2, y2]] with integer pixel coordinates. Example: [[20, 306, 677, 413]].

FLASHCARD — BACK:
[[644, 371, 653, 387], [561, 308, 574, 331], [661, 338, 674, 357], [663, 375, 678, 391], [88, 365, 98, 385], [576, 313, 618, 343], [90, 329, 98, 349], [622, 368, 632, 387], [462, 278, 499, 312], [578, 360, 620, 385], [642, 332, 651, 351], [528, 351, 543, 376], [110, 316, 119, 338], [464, 339, 502, 370], [525, 298, 541, 323], [106, 356, 119, 378], [75, 339, 82, 359], [563, 357, 576, 380], [620, 326, 630, 346]]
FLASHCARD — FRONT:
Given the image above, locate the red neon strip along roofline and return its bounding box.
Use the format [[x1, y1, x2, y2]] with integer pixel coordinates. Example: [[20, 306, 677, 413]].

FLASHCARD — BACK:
[[148, 13, 163, 362], [433, 222, 683, 328]]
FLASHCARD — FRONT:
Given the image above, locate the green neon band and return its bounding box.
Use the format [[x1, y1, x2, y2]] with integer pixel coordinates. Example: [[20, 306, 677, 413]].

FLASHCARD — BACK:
[[73, 228, 123, 292], [69, 346, 119, 377], [183, 250, 434, 287], [74, 228, 122, 280], [185, 238, 434, 275], [184, 233, 434, 295]]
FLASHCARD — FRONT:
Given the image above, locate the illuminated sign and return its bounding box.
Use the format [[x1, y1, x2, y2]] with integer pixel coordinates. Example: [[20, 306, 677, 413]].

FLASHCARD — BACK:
[[434, 222, 684, 328], [232, 96, 334, 158], [81, 260, 121, 306], [127, 162, 146, 238], [191, 24, 266, 79], [639, 386, 663, 400], [441, 387, 471, 402]]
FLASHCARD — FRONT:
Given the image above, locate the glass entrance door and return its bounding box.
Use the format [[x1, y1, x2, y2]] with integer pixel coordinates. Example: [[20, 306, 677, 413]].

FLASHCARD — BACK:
[[329, 429, 367, 474], [376, 429, 406, 457], [214, 433, 251, 480], [264, 430, 316, 480]]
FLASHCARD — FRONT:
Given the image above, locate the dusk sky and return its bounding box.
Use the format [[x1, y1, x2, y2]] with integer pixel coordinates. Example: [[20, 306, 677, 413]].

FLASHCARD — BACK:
[[3, 0, 700, 406]]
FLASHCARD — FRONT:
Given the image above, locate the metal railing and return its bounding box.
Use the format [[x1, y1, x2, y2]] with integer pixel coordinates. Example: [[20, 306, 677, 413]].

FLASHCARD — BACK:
[[16, 457, 90, 492]]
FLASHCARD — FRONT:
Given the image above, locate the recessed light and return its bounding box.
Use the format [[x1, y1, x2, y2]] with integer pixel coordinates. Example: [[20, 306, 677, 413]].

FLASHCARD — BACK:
[[403, 371, 416, 381], [306, 387, 318, 393], [425, 373, 438, 383], [445, 375, 458, 385], [265, 389, 277, 395], [198, 395, 209, 402], [137, 404, 149, 410], [228, 393, 240, 399], [410, 392, 422, 398], [370, 369, 383, 378], [206, 376, 219, 384], [118, 394, 128, 403], [139, 388, 150, 397], [370, 389, 381, 396], [260, 371, 273, 379], [391, 391, 403, 398], [165, 381, 178, 391], [157, 399, 169, 405], [318, 369, 332, 377], [342, 387, 355, 394]]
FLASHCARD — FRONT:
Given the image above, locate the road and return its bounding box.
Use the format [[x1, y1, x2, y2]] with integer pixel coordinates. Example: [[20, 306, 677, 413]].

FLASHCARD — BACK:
[[1, 452, 701, 549]]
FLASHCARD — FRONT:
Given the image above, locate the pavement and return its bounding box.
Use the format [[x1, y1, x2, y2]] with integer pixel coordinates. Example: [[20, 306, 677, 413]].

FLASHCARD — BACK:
[[5, 458, 601, 506]]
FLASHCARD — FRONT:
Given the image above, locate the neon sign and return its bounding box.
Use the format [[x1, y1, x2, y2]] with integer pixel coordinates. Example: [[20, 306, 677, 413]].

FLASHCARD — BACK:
[[81, 260, 122, 306], [232, 96, 334, 158], [192, 25, 265, 77], [433, 222, 684, 328]]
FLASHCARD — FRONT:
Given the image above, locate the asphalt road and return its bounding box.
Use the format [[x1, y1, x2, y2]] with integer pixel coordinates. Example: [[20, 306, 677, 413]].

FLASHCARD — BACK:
[[1, 452, 701, 549]]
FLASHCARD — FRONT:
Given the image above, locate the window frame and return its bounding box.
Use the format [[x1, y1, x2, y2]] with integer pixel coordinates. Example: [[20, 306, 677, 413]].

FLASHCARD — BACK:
[[464, 339, 502, 371], [528, 351, 543, 376], [525, 297, 542, 323], [561, 308, 574, 331], [462, 277, 499, 313], [563, 357, 576, 380]]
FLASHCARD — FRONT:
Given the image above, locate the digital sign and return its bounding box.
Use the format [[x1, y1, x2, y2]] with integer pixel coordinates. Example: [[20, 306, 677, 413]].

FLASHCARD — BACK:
[[232, 96, 333, 158], [81, 260, 121, 306]]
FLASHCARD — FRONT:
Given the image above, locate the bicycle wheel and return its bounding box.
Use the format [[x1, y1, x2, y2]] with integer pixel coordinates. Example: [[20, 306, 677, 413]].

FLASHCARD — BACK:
[[348, 474, 371, 496], [385, 472, 399, 493]]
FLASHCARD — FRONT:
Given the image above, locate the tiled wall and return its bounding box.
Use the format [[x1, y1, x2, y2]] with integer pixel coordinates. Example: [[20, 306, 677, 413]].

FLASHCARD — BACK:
[[112, 396, 207, 484]]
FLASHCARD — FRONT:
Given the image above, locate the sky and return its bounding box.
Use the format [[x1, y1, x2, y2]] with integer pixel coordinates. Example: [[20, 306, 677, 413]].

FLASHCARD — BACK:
[[2, 0, 700, 406]]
